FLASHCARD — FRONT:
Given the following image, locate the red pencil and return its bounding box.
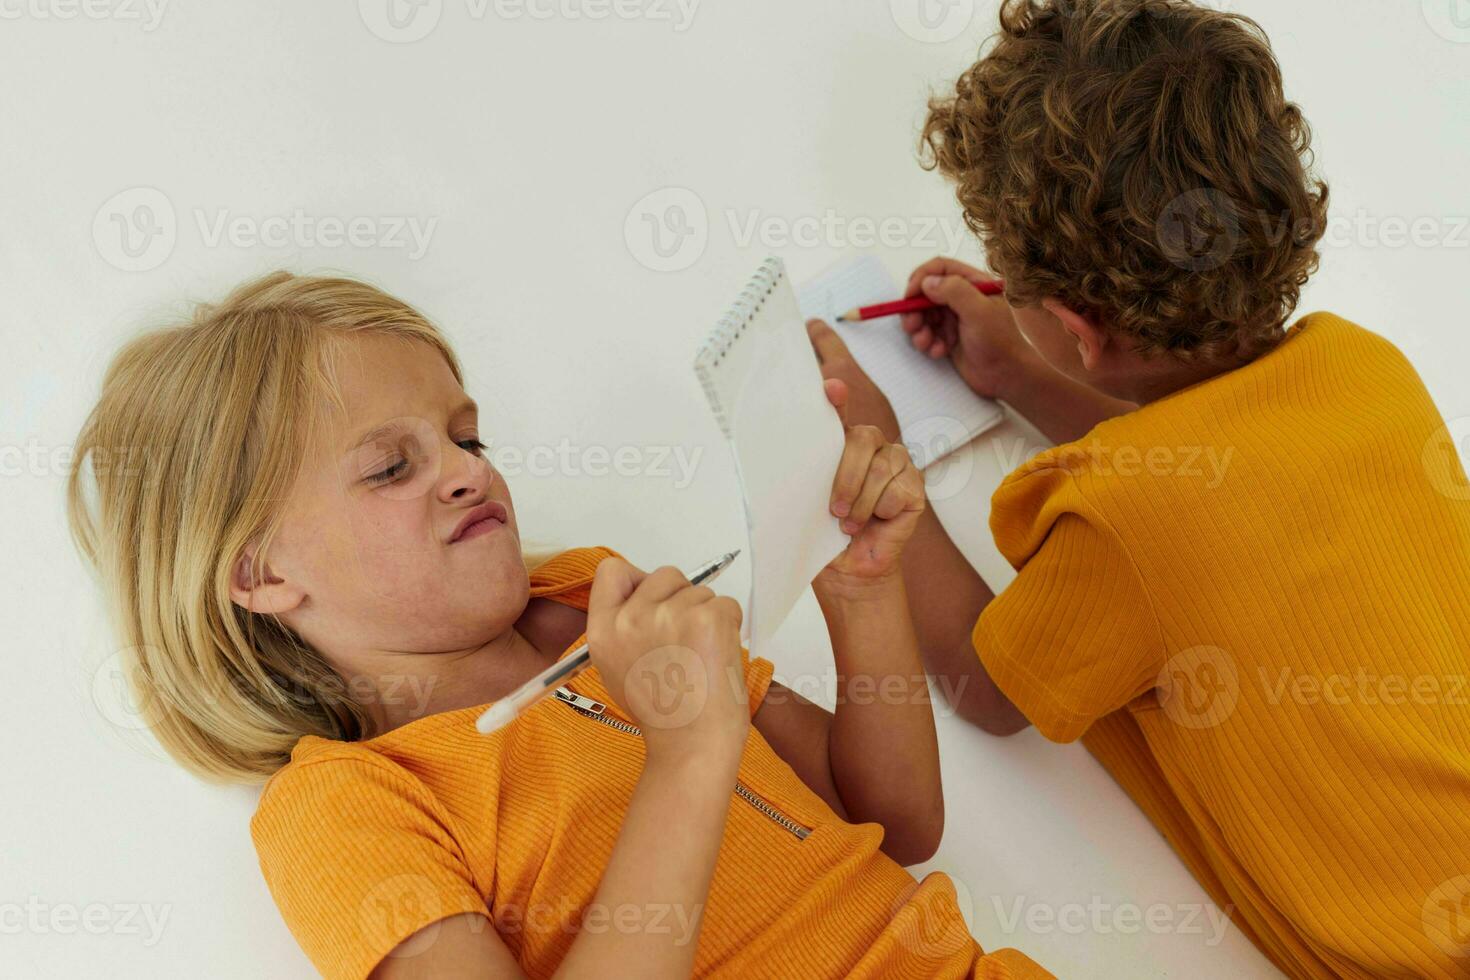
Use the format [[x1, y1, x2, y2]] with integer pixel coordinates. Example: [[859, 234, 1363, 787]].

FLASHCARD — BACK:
[[835, 278, 1005, 322]]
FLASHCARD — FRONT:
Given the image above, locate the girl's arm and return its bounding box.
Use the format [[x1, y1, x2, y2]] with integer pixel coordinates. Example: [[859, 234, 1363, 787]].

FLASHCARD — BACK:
[[753, 556, 944, 870], [800, 314, 1078, 736], [372, 560, 751, 980], [553, 740, 744, 977], [752, 376, 945, 866], [370, 746, 743, 980], [818, 570, 943, 865]]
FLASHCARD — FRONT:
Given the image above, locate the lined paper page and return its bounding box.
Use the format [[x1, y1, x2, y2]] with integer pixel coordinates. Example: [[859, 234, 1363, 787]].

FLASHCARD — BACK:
[[798, 255, 1005, 470]]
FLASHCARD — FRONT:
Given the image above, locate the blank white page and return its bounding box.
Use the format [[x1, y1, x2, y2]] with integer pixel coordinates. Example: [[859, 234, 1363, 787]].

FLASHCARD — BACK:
[[798, 255, 1005, 470], [695, 259, 850, 657]]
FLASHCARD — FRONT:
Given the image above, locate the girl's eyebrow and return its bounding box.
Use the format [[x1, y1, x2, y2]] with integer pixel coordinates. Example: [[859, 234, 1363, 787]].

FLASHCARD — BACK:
[[343, 397, 478, 453]]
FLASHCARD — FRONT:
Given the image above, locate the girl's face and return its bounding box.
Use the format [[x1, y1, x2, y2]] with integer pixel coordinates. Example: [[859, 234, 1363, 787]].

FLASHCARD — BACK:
[[235, 333, 529, 665]]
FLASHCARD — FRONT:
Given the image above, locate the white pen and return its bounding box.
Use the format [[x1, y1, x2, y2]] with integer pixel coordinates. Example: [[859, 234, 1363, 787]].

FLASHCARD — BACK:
[[475, 549, 742, 734]]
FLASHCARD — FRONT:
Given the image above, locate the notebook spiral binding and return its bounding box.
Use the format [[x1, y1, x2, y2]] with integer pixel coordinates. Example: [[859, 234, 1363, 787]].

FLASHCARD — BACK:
[[694, 257, 786, 438]]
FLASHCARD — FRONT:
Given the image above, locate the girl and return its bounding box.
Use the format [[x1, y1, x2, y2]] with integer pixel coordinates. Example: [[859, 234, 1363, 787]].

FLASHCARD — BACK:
[[66, 271, 1049, 979]]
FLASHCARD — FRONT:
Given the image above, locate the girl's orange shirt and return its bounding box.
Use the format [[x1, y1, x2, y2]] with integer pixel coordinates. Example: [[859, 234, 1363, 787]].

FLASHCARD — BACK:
[[251, 545, 1051, 980]]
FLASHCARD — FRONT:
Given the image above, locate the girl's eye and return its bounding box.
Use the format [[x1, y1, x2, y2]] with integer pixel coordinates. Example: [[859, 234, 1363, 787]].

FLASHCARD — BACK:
[[366, 459, 407, 484], [365, 439, 486, 485]]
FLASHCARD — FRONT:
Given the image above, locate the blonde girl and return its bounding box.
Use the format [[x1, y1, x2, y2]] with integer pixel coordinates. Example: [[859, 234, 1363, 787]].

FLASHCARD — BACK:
[[66, 271, 1049, 979]]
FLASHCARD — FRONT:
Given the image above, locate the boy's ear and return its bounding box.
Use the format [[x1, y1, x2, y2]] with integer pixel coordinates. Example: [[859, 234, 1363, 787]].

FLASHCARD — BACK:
[[1043, 298, 1109, 371], [228, 547, 306, 616]]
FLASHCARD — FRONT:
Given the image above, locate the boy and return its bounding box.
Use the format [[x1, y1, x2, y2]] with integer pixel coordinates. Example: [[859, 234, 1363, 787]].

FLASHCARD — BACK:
[[806, 1, 1470, 976]]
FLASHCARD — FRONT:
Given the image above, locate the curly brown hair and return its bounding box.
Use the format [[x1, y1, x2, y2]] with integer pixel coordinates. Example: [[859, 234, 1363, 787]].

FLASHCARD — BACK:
[[921, 0, 1330, 361]]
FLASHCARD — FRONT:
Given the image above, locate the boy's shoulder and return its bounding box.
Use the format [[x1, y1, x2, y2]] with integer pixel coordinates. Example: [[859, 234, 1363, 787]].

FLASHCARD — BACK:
[[993, 311, 1427, 526], [1273, 311, 1414, 373]]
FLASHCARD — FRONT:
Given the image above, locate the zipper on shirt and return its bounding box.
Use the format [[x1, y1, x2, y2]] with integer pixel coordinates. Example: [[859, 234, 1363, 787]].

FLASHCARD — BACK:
[[553, 686, 812, 840], [552, 688, 609, 715]]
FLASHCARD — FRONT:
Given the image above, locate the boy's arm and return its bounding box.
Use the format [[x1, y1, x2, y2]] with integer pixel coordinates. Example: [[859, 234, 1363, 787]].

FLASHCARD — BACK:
[[899, 505, 1031, 736], [896, 259, 1137, 446], [804, 297, 1131, 735]]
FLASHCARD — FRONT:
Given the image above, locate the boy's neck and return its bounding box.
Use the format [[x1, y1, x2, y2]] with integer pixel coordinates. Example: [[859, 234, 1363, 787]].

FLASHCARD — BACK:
[[1123, 355, 1246, 406], [1100, 333, 1274, 406]]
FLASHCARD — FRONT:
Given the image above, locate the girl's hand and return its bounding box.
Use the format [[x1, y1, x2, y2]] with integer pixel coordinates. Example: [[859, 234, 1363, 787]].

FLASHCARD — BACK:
[[815, 378, 926, 589], [586, 558, 750, 765]]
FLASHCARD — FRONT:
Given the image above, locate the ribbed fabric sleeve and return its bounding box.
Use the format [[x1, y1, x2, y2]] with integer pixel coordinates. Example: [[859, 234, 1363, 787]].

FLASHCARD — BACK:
[[975, 469, 1166, 743], [251, 751, 491, 980]]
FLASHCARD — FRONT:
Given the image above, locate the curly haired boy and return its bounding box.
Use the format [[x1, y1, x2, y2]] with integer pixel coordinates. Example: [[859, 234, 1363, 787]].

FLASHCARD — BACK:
[[807, 1, 1470, 975]]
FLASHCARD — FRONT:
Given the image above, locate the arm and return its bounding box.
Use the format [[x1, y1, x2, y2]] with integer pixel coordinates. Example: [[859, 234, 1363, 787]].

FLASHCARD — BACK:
[[898, 505, 1029, 736], [372, 748, 742, 980], [816, 570, 944, 865], [750, 366, 947, 864], [807, 261, 1132, 736], [804, 317, 1030, 737], [552, 743, 743, 978], [374, 562, 752, 980], [898, 256, 1135, 447], [753, 589, 943, 868], [750, 578, 947, 866]]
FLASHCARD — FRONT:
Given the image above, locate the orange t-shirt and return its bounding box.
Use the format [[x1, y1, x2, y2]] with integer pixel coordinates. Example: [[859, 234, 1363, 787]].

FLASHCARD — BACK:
[[974, 313, 1470, 978], [252, 545, 1051, 980]]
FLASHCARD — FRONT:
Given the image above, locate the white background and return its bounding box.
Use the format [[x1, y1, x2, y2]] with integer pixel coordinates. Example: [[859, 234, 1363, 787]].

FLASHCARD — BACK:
[[3, 0, 1467, 976]]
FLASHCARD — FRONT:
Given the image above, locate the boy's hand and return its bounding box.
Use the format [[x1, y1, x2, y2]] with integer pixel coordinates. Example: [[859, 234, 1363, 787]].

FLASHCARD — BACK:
[[901, 256, 1031, 401], [807, 319, 901, 445], [815, 378, 926, 588]]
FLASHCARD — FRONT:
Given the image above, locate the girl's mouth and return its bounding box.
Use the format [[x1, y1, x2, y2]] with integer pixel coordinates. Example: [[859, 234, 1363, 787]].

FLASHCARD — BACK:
[[450, 500, 508, 543], [456, 514, 504, 542]]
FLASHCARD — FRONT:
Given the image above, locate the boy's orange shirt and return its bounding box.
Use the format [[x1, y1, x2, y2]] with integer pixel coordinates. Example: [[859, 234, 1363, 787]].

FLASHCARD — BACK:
[[974, 312, 1470, 978], [252, 545, 1052, 980]]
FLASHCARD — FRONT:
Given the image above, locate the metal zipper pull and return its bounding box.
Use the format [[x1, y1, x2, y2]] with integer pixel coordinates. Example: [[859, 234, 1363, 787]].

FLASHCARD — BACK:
[[553, 687, 607, 715]]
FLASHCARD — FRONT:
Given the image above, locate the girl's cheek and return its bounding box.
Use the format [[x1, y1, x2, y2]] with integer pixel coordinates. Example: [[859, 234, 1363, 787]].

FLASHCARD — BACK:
[[342, 499, 424, 557]]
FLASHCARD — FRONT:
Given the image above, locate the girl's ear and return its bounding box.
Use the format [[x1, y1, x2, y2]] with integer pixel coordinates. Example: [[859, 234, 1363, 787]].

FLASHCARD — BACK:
[[228, 548, 306, 616], [1043, 298, 1110, 371]]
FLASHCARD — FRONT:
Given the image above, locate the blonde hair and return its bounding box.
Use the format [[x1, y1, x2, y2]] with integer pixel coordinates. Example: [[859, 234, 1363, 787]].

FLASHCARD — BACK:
[[67, 271, 555, 783]]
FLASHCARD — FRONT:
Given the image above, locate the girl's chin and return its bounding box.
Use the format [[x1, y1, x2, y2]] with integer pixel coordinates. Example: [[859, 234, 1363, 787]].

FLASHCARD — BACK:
[[456, 531, 528, 576]]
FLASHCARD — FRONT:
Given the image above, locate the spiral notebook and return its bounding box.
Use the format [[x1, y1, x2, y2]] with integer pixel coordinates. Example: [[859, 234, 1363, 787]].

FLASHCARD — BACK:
[[693, 257, 850, 655]]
